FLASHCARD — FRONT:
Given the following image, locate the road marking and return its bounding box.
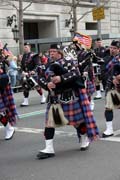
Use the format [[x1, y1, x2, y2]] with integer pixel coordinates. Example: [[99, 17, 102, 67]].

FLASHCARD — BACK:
[[101, 136, 120, 142], [0, 126, 80, 137], [19, 110, 45, 118], [1, 125, 120, 142]]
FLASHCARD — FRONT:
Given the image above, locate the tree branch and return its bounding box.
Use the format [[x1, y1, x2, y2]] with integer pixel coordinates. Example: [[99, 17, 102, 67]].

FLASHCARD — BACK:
[[0, 0, 19, 11], [77, 10, 92, 22], [23, 1, 33, 11]]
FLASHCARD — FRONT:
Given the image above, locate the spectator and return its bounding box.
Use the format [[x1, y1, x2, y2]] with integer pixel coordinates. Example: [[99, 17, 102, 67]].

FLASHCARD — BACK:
[[8, 56, 18, 88]]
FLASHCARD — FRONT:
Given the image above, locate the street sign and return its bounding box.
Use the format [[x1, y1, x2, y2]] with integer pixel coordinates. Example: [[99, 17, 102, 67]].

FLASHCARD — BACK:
[[92, 6, 105, 21]]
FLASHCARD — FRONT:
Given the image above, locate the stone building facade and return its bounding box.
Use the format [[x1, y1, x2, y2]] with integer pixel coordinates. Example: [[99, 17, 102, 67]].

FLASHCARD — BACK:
[[0, 0, 120, 54]]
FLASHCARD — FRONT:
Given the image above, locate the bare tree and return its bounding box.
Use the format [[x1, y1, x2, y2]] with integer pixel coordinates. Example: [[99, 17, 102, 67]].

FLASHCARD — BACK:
[[0, 0, 33, 54], [63, 0, 110, 37]]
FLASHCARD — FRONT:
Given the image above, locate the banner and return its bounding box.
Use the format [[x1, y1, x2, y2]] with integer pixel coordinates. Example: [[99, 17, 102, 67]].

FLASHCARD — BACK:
[[73, 32, 92, 49]]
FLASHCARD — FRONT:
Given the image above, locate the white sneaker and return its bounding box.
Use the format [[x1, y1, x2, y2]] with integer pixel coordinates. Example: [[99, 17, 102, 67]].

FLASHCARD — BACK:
[[5, 123, 15, 140], [40, 94, 46, 104], [80, 134, 90, 151], [102, 122, 114, 138], [20, 98, 29, 106], [90, 100, 95, 111]]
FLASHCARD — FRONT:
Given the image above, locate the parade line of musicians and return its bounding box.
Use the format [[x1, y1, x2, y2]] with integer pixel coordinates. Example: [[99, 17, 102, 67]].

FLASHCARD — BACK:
[[0, 34, 120, 159]]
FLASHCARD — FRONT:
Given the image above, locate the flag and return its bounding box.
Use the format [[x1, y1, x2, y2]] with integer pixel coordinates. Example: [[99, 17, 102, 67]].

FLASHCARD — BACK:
[[0, 40, 3, 49], [73, 32, 92, 49], [0, 40, 13, 56], [3, 47, 13, 56]]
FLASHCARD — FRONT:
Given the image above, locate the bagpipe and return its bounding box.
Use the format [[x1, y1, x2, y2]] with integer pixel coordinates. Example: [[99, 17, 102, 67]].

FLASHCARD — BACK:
[[63, 43, 104, 72], [48, 62, 68, 94]]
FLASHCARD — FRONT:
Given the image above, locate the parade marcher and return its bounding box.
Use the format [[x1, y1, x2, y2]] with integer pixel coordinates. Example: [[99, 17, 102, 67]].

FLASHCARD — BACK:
[[93, 38, 106, 99], [20, 43, 46, 106], [0, 43, 18, 140], [36, 44, 99, 159], [71, 40, 96, 111], [102, 40, 120, 137]]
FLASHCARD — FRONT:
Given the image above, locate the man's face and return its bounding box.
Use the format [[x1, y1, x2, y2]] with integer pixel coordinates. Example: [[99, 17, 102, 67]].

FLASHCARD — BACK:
[[95, 40, 102, 47], [49, 48, 59, 61], [24, 45, 31, 53], [110, 46, 119, 56]]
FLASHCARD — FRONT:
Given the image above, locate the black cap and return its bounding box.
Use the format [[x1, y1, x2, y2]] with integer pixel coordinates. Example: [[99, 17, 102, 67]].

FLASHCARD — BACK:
[[96, 37, 102, 41], [24, 42, 30, 46], [111, 40, 120, 48], [50, 43, 60, 50]]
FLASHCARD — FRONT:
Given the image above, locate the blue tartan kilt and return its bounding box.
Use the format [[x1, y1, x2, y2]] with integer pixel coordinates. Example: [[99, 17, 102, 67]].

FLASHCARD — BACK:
[[0, 84, 18, 125], [45, 99, 84, 126], [45, 88, 99, 141], [86, 80, 96, 96]]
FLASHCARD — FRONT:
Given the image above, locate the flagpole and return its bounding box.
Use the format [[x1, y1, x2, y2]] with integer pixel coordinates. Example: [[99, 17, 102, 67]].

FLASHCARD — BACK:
[[72, 0, 77, 32]]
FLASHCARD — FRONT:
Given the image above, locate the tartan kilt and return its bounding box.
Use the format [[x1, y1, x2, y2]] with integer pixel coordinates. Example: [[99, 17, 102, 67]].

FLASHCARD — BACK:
[[46, 98, 84, 127], [0, 84, 18, 125], [86, 80, 96, 96], [78, 88, 99, 140], [45, 88, 99, 141]]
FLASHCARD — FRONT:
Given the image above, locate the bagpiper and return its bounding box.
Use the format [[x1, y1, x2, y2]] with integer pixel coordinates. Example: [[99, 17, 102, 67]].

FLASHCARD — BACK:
[[102, 40, 120, 137], [0, 43, 18, 140], [36, 44, 99, 159]]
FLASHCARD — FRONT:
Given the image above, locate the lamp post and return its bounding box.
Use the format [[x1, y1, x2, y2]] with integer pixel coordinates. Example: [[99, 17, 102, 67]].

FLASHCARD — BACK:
[[7, 14, 19, 43], [70, 26, 75, 38], [12, 24, 19, 43]]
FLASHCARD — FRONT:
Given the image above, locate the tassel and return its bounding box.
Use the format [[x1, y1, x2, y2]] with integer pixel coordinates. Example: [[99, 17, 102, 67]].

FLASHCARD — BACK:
[[52, 106, 62, 125], [111, 93, 120, 106]]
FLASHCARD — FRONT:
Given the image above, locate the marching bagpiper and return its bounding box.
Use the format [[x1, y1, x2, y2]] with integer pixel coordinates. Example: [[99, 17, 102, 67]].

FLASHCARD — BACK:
[[102, 40, 120, 138], [0, 42, 18, 140], [36, 44, 99, 159]]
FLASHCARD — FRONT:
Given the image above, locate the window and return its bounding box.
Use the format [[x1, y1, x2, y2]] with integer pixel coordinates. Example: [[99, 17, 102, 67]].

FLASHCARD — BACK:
[[85, 22, 98, 30]]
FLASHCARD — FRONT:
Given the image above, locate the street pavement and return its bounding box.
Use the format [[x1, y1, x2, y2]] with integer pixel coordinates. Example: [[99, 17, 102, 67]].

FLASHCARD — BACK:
[[0, 90, 120, 180]]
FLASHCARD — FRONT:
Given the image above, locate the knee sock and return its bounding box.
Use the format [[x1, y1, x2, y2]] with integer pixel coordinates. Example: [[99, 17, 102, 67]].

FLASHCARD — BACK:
[[96, 85, 100, 91], [37, 88, 43, 96], [0, 115, 8, 126], [79, 122, 87, 135], [76, 122, 87, 142], [44, 128, 55, 140], [23, 90, 29, 98], [105, 110, 113, 122]]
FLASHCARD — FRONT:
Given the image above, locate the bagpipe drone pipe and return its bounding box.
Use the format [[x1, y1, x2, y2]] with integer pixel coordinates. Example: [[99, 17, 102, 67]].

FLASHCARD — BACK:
[[78, 49, 104, 70]]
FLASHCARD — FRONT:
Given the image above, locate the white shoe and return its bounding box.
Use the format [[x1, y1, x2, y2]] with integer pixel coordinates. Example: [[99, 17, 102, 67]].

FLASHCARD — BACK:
[[37, 139, 55, 159], [80, 134, 90, 151], [40, 94, 46, 104], [5, 122, 15, 140], [102, 121, 114, 138], [20, 98, 29, 106], [94, 90, 102, 100], [90, 100, 95, 111]]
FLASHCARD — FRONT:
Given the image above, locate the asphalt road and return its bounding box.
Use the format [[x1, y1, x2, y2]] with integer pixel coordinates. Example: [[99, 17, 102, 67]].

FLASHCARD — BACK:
[[0, 90, 120, 180]]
